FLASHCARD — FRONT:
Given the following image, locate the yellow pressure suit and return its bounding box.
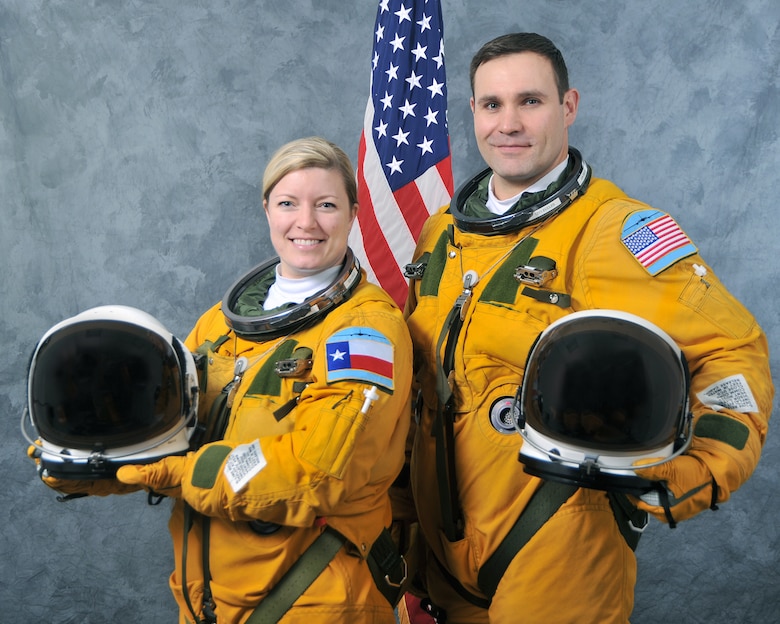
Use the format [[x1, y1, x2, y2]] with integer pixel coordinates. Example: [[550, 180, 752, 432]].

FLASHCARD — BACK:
[[405, 169, 773, 623], [164, 269, 412, 623]]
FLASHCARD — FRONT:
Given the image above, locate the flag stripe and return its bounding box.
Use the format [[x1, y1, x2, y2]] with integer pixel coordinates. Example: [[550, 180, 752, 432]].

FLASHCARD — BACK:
[[436, 153, 454, 196], [393, 179, 430, 239], [350, 353, 394, 379], [636, 234, 688, 265]]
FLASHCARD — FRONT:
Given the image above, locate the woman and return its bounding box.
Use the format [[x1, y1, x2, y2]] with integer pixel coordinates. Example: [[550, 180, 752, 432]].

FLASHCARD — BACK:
[[115, 137, 413, 623]]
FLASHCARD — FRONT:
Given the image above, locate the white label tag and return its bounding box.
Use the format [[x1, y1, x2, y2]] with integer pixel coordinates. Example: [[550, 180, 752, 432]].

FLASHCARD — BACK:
[[696, 374, 758, 413], [223, 440, 267, 493]]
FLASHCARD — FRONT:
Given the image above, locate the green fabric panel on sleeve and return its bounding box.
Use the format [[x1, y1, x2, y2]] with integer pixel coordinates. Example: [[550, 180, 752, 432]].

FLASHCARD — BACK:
[[694, 413, 750, 450], [192, 444, 233, 489]]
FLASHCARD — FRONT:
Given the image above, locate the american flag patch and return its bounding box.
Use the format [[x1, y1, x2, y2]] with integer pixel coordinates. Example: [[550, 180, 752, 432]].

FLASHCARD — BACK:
[[621, 210, 697, 275], [325, 327, 394, 391]]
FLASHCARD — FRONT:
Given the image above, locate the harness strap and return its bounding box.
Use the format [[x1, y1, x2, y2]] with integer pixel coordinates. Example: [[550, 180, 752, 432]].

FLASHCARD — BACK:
[[478, 481, 576, 598], [186, 518, 405, 621], [607, 491, 647, 551], [244, 527, 346, 624], [180, 503, 215, 624], [432, 553, 491, 610], [435, 483, 646, 608], [433, 301, 467, 542], [200, 516, 217, 623], [367, 527, 409, 606]]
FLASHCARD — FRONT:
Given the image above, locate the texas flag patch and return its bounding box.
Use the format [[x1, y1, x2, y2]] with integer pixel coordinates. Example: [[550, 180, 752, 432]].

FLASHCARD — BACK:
[[621, 209, 697, 275], [325, 327, 394, 391]]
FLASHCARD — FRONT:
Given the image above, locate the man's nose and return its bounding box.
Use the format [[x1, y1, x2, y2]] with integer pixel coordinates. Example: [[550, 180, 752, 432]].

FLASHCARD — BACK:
[[499, 107, 523, 134]]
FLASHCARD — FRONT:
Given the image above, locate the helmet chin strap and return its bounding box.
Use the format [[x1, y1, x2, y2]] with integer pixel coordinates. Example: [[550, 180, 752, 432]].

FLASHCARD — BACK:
[[222, 247, 362, 341], [451, 147, 592, 235]]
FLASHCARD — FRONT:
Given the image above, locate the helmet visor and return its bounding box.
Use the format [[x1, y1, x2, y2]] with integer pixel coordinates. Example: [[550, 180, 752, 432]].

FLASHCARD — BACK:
[[522, 318, 688, 453], [30, 321, 185, 450]]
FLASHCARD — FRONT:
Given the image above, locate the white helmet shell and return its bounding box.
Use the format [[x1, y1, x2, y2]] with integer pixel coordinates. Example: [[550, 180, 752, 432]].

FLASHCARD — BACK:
[[24, 305, 199, 479], [516, 309, 692, 494]]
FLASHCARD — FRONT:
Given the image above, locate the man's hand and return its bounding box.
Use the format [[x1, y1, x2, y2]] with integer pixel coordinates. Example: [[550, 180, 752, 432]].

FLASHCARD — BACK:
[[633, 453, 718, 525]]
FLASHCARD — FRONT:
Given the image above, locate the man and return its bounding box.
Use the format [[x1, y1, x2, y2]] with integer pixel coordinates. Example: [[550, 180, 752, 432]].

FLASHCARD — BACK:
[[403, 32, 772, 623]]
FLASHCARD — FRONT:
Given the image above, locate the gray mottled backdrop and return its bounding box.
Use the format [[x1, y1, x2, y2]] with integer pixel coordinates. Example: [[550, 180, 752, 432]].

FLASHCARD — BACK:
[[1, 1, 778, 622]]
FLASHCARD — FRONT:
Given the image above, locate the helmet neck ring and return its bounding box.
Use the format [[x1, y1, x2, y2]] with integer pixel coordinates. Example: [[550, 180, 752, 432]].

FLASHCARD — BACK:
[[222, 247, 362, 341], [451, 147, 591, 235]]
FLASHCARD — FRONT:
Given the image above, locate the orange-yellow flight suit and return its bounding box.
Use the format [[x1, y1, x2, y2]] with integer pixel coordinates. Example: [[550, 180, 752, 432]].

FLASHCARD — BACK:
[[405, 167, 773, 623], [160, 270, 413, 623]]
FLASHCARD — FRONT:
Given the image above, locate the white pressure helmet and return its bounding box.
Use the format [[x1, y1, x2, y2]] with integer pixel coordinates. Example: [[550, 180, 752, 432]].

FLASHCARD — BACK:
[[515, 309, 693, 495], [23, 305, 199, 479]]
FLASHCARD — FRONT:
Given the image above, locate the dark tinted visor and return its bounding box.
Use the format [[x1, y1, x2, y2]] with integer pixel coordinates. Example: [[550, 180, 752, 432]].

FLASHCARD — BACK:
[[30, 321, 184, 450], [522, 318, 687, 452]]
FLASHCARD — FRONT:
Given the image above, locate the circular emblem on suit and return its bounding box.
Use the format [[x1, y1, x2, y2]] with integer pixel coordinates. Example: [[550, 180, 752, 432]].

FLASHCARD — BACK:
[[489, 397, 520, 435]]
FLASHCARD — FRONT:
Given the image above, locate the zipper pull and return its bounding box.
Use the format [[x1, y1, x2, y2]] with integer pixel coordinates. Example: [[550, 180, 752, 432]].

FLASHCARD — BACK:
[[457, 270, 479, 321], [225, 356, 249, 408]]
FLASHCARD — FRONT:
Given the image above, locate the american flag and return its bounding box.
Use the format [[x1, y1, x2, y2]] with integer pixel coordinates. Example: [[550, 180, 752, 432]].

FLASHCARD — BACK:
[[621, 210, 697, 276], [351, 0, 454, 308]]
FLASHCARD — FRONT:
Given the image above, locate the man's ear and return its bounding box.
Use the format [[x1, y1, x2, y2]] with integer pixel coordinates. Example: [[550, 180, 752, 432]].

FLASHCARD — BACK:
[[563, 88, 579, 128]]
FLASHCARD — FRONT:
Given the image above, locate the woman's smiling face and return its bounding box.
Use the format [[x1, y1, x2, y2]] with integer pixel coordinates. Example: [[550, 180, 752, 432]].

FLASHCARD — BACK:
[[264, 167, 357, 279]]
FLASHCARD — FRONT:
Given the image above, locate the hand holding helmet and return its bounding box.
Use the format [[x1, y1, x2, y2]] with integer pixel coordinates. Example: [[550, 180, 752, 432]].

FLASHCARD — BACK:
[[28, 444, 142, 499], [118, 441, 248, 520], [633, 450, 718, 526], [117, 453, 187, 499]]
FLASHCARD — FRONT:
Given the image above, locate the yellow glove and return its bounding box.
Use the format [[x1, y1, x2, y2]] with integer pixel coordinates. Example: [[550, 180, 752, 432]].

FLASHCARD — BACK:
[[116, 453, 189, 499], [633, 453, 718, 527], [118, 442, 240, 518], [27, 445, 142, 499]]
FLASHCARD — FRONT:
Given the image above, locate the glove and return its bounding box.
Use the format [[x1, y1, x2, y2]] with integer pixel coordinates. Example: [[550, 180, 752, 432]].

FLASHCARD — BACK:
[[28, 445, 141, 499], [633, 453, 719, 527], [116, 454, 189, 500], [118, 442, 244, 519]]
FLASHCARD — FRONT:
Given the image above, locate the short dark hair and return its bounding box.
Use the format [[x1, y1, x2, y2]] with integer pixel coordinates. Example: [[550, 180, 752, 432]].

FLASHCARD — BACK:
[[469, 32, 570, 102]]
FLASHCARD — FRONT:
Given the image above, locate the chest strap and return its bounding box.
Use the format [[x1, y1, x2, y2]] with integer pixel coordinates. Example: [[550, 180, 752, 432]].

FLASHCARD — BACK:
[[185, 520, 405, 623], [477, 481, 576, 598], [434, 481, 646, 608], [245, 527, 346, 623]]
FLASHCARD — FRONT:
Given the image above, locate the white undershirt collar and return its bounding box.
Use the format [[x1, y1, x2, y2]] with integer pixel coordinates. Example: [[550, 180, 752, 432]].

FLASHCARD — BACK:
[[485, 158, 570, 216], [264, 264, 342, 310]]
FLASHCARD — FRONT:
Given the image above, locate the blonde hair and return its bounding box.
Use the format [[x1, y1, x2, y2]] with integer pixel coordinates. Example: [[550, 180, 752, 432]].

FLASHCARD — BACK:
[[262, 137, 358, 206]]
